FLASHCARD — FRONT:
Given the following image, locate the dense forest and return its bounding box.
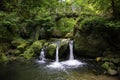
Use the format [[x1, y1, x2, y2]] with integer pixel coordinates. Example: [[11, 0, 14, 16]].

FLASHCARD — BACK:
[[0, 0, 120, 78]]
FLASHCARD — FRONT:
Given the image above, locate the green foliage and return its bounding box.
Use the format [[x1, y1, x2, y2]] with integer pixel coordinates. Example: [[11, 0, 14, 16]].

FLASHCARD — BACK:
[[21, 48, 34, 60], [0, 0, 120, 62], [0, 12, 19, 40], [88, 0, 120, 19], [21, 40, 45, 59], [56, 18, 76, 34]]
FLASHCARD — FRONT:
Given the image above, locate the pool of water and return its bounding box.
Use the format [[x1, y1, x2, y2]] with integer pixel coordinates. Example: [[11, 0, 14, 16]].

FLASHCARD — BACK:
[[0, 59, 118, 80]]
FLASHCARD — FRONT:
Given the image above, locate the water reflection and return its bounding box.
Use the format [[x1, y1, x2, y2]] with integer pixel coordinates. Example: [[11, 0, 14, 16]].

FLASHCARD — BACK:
[[0, 59, 118, 80]]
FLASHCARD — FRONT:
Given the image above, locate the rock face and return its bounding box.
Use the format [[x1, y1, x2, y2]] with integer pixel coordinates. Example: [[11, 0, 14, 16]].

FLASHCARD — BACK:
[[74, 34, 108, 58], [73, 16, 120, 58]]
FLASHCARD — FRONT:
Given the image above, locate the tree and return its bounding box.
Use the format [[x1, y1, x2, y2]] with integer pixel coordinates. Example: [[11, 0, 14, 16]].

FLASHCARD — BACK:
[[88, 0, 120, 19]]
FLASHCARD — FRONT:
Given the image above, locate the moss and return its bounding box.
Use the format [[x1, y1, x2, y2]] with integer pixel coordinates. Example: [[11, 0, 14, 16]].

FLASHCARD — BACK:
[[11, 38, 29, 51], [9, 49, 21, 56], [65, 32, 73, 38], [101, 62, 111, 70], [59, 39, 69, 58], [32, 40, 45, 49], [21, 48, 34, 60], [21, 40, 45, 59], [47, 43, 56, 57], [0, 53, 8, 63]]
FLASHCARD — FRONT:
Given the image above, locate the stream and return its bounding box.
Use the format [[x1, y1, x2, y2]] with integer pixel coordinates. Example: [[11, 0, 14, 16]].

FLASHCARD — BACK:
[[0, 58, 118, 80]]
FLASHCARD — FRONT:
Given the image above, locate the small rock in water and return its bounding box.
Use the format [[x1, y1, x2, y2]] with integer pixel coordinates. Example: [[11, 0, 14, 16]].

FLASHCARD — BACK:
[[108, 68, 118, 76]]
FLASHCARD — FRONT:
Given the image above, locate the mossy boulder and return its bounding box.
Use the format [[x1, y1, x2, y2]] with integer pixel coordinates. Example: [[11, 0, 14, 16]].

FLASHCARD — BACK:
[[73, 17, 110, 58], [74, 35, 108, 58], [21, 40, 45, 59], [101, 62, 118, 75], [21, 48, 34, 60], [59, 39, 69, 58], [0, 53, 8, 63], [47, 43, 56, 58]]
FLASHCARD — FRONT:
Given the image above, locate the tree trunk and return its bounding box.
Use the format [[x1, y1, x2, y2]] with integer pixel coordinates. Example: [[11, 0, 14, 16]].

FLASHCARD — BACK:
[[110, 0, 117, 19]]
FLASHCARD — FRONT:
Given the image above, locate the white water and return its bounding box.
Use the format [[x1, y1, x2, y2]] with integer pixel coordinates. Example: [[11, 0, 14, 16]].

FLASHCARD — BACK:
[[56, 42, 59, 62]]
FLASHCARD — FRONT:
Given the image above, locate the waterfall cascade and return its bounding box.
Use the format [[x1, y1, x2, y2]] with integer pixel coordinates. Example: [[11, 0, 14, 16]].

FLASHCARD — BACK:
[[37, 48, 46, 63], [39, 49, 45, 61], [55, 41, 60, 62]]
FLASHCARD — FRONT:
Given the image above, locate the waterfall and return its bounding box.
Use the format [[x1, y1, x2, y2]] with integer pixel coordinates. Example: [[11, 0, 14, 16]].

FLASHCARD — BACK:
[[61, 40, 84, 67], [69, 40, 74, 60], [56, 41, 60, 62], [39, 49, 45, 61]]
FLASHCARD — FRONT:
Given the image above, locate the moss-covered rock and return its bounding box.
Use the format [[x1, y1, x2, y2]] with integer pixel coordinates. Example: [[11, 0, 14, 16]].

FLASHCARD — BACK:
[[59, 39, 69, 58], [47, 43, 56, 58], [0, 53, 8, 63], [74, 35, 107, 58], [101, 61, 118, 75], [21, 48, 34, 60], [21, 40, 45, 59]]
